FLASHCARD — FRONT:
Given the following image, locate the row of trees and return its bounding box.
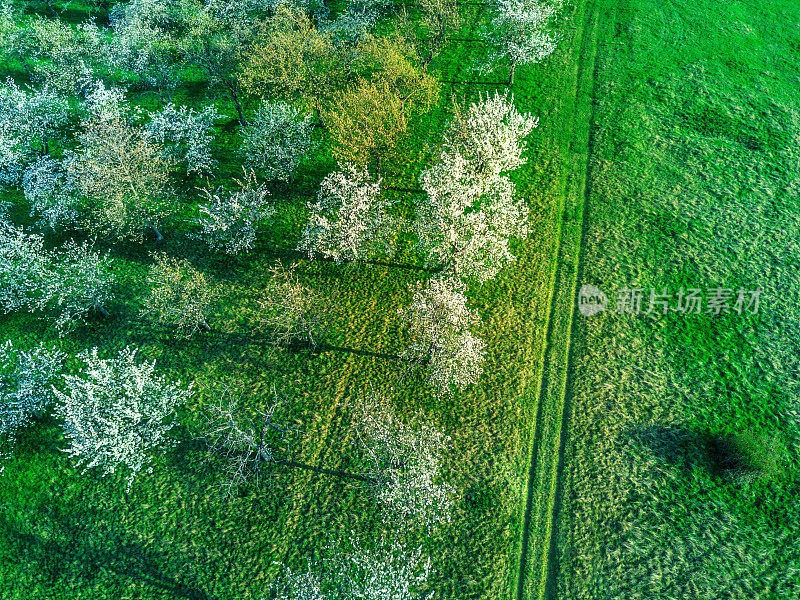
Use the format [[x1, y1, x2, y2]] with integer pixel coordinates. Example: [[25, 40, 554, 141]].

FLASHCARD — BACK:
[[0, 339, 453, 536]]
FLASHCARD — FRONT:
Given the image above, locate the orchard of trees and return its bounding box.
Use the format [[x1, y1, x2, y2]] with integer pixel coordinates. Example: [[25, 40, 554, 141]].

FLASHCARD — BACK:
[[0, 0, 562, 597]]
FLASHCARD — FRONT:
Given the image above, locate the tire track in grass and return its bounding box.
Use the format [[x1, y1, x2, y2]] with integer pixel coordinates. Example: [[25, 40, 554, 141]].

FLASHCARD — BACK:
[[514, 0, 606, 598]]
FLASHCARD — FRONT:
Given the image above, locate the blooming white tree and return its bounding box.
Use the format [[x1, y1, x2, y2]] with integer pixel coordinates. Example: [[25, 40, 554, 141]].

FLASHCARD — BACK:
[[444, 89, 539, 178], [107, 0, 182, 91], [0, 341, 65, 436], [477, 0, 561, 84], [54, 346, 193, 491], [297, 163, 397, 264], [0, 78, 70, 187], [48, 238, 116, 333], [415, 168, 529, 283], [398, 276, 486, 396], [140, 252, 218, 337], [350, 388, 455, 530], [0, 341, 65, 474], [320, 0, 392, 45], [0, 220, 53, 314], [239, 100, 317, 182], [21, 16, 106, 96], [255, 263, 327, 348], [22, 156, 83, 231], [0, 221, 115, 333], [145, 103, 219, 175], [413, 91, 536, 283], [82, 79, 130, 122], [190, 169, 275, 254]]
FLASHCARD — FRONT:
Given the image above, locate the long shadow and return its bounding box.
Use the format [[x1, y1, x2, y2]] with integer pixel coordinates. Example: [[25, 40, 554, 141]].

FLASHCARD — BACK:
[[625, 424, 714, 470], [0, 503, 212, 599]]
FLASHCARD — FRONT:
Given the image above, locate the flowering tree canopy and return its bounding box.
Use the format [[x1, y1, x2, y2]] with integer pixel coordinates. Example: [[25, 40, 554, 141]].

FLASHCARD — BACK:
[[0, 340, 65, 447], [66, 86, 174, 242], [297, 163, 397, 264], [0, 341, 65, 474], [0, 78, 70, 187], [190, 169, 275, 255], [141, 252, 218, 337], [413, 91, 536, 284], [477, 0, 561, 84], [145, 102, 219, 175], [271, 536, 434, 600], [350, 389, 455, 530], [22, 156, 83, 232], [0, 221, 116, 333], [54, 346, 193, 491], [238, 99, 316, 182], [398, 276, 486, 396], [254, 263, 327, 348]]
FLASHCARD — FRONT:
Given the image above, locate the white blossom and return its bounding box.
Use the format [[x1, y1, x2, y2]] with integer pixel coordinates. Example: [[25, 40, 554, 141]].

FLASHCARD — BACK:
[[54, 346, 192, 491], [144, 102, 219, 175], [48, 238, 116, 334], [83, 79, 131, 123], [21, 17, 104, 96], [107, 0, 182, 90], [0, 222, 115, 332], [0, 340, 65, 475], [477, 0, 560, 82], [239, 99, 317, 182], [351, 389, 455, 530], [0, 340, 65, 440], [0, 220, 53, 313], [398, 276, 486, 396], [444, 89, 538, 178], [319, 0, 392, 45], [271, 536, 433, 600], [0, 78, 70, 187], [23, 156, 83, 231], [297, 163, 396, 263], [413, 92, 535, 283], [190, 169, 275, 254]]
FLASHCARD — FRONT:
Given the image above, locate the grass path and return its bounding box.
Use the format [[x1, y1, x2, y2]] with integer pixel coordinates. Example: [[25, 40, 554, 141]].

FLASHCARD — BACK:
[[513, 0, 611, 597]]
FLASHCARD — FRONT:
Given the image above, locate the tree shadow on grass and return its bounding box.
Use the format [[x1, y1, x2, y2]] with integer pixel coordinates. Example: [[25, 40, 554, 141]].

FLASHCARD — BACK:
[[0, 503, 212, 599], [624, 424, 789, 484]]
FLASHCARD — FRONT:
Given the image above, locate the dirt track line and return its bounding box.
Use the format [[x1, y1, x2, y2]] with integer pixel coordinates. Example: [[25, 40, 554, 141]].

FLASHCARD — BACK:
[[514, 0, 603, 598]]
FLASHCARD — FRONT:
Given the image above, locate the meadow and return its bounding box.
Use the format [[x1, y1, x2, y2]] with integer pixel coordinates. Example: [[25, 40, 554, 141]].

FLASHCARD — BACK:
[[556, 0, 800, 597], [0, 1, 572, 599]]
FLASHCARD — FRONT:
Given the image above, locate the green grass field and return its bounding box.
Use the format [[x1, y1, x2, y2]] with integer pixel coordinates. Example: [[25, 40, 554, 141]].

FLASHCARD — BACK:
[[1, 0, 799, 598], [555, 0, 800, 597]]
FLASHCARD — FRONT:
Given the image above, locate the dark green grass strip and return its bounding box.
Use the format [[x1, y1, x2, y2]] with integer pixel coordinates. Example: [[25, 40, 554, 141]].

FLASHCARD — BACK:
[[513, 0, 607, 598]]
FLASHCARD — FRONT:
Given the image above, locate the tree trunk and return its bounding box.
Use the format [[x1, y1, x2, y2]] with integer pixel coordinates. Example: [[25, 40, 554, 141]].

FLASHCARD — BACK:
[[509, 63, 516, 86], [149, 222, 164, 242], [199, 319, 211, 332], [229, 83, 247, 127], [96, 303, 110, 318]]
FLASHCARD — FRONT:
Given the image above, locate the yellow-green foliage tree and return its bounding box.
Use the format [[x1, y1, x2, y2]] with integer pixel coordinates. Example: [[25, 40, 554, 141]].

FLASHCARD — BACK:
[[323, 32, 439, 175], [141, 252, 218, 337], [239, 3, 351, 124], [67, 112, 173, 243], [395, 0, 464, 66]]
